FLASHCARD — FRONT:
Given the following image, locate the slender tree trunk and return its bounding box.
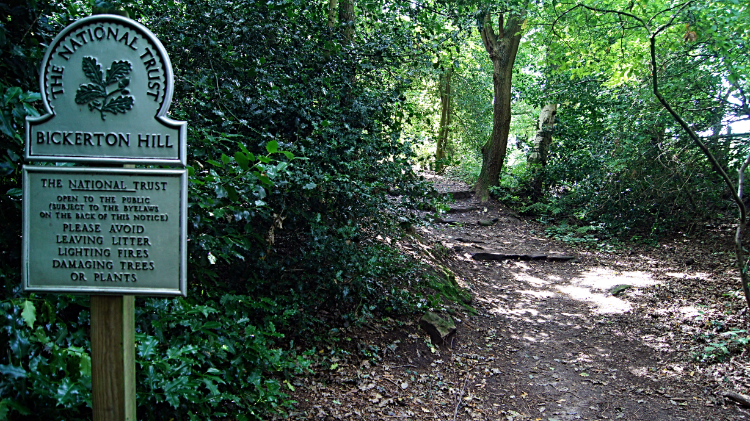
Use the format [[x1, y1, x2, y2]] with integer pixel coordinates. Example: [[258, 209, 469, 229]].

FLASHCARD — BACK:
[[436, 67, 452, 173], [339, 0, 355, 44], [528, 102, 557, 198], [649, 34, 750, 309], [712, 122, 731, 169], [474, 9, 526, 201], [338, 0, 355, 107], [328, 0, 338, 28], [529, 103, 557, 166]]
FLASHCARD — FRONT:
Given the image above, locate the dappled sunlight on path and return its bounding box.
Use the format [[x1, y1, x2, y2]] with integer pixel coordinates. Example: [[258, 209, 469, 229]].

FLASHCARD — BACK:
[[557, 268, 661, 314]]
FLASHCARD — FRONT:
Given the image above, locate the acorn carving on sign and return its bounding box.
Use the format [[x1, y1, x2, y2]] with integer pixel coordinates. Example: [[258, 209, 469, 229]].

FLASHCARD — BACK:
[[75, 57, 134, 120]]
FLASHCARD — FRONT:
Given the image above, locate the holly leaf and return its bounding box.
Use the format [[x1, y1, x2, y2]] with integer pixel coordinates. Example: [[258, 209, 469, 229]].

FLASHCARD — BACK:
[[101, 95, 134, 115], [75, 83, 105, 105], [0, 364, 26, 379], [20, 300, 36, 328], [82, 56, 102, 85], [105, 60, 132, 85]]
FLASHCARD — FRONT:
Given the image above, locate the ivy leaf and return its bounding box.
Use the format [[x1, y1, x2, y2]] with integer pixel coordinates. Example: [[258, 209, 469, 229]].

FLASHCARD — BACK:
[[75, 84, 105, 105], [105, 60, 132, 85], [20, 300, 36, 328], [82, 56, 103, 85], [101, 95, 134, 115]]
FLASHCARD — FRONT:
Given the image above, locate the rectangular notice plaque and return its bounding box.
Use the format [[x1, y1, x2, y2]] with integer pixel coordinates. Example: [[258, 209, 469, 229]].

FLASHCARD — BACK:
[[22, 166, 187, 296]]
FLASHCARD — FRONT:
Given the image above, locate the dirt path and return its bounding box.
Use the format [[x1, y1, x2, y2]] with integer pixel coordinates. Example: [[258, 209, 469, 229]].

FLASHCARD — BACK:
[[286, 175, 750, 421]]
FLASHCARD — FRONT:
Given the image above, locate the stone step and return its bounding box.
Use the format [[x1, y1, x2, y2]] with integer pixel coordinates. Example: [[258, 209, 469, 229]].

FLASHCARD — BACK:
[[447, 206, 480, 214], [472, 252, 577, 262], [439, 190, 474, 200]]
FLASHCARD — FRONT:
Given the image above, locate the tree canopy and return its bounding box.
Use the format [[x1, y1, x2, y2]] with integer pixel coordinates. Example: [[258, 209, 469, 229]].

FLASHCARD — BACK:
[[1, 0, 749, 418]]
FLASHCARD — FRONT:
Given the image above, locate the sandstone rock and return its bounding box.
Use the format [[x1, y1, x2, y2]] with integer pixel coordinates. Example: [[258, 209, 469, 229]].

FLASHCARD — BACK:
[[419, 311, 456, 345]]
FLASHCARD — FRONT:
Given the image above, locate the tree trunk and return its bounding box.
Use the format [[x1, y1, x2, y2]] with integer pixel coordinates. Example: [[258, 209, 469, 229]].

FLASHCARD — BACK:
[[528, 103, 557, 166], [328, 0, 338, 28], [528, 102, 557, 197], [338, 0, 355, 107], [649, 34, 750, 309], [474, 9, 526, 201], [339, 0, 355, 44], [436, 67, 453, 173]]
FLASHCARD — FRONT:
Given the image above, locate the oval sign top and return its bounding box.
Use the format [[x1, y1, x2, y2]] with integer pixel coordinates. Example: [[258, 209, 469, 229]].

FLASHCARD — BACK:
[[26, 15, 187, 165]]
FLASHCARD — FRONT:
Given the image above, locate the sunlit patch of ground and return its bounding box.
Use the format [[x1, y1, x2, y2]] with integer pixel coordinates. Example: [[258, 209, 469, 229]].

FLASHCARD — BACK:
[[517, 289, 556, 299], [488, 305, 540, 318], [556, 285, 633, 314], [556, 267, 662, 314], [678, 305, 703, 319], [512, 272, 549, 287], [575, 268, 658, 290], [665, 271, 713, 281]]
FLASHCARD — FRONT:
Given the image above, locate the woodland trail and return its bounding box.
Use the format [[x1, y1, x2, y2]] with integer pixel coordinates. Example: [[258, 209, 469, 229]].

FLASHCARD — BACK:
[[286, 174, 750, 421]]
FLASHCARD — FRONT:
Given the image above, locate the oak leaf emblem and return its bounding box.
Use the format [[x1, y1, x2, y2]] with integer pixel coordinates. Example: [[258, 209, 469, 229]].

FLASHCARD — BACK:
[[75, 56, 134, 120]]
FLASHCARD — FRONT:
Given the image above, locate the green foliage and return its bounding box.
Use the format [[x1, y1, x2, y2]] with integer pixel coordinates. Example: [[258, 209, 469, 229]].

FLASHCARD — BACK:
[[0, 296, 92, 420], [511, 0, 750, 239], [135, 295, 310, 420], [138, 0, 435, 320], [544, 222, 601, 246], [1, 0, 439, 419], [694, 330, 750, 364], [0, 293, 310, 421], [507, 71, 734, 237]]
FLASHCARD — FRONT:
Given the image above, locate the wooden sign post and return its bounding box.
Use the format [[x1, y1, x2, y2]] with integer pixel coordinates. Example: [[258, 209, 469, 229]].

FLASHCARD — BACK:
[[91, 295, 135, 421], [22, 14, 187, 421]]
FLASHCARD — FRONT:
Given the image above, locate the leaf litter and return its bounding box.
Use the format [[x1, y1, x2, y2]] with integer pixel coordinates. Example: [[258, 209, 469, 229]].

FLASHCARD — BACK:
[[282, 173, 750, 420]]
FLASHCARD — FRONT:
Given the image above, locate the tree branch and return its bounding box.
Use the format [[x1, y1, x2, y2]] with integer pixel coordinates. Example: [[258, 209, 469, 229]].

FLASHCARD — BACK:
[[649, 34, 745, 224], [653, 1, 694, 36], [480, 10, 497, 54]]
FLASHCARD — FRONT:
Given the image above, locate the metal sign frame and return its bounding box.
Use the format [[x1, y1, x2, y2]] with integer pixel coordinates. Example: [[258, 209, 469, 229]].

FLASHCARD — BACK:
[[22, 166, 188, 296], [25, 15, 187, 165]]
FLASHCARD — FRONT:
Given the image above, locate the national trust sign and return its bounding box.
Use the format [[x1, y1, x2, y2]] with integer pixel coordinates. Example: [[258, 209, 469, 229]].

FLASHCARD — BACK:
[[26, 14, 187, 165]]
